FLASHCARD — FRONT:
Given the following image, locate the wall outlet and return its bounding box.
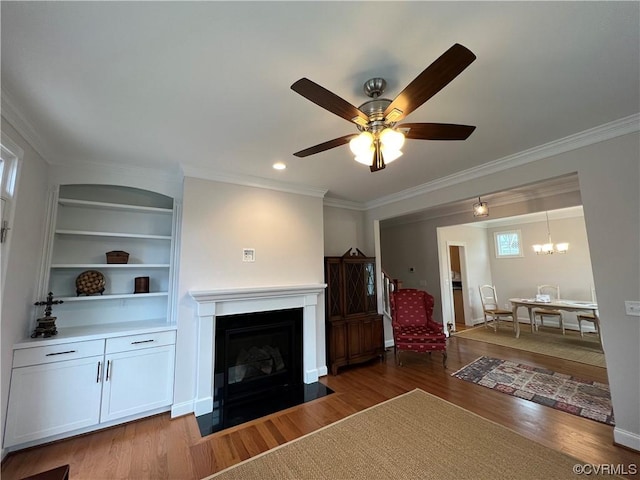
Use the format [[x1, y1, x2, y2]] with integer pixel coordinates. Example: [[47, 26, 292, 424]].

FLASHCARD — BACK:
[[624, 301, 640, 316]]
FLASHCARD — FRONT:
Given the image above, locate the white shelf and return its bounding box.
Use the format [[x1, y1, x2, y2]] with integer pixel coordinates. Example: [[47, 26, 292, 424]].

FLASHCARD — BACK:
[[60, 292, 169, 302], [55, 229, 172, 240], [51, 264, 170, 269], [58, 198, 173, 215]]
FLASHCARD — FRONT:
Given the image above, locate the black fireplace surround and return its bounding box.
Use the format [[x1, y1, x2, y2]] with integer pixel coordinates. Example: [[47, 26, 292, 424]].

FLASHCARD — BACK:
[[196, 307, 333, 437], [214, 307, 303, 403]]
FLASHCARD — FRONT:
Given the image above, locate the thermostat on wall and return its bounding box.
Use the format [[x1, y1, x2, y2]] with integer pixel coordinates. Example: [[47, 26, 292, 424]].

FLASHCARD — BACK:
[[242, 248, 255, 262]]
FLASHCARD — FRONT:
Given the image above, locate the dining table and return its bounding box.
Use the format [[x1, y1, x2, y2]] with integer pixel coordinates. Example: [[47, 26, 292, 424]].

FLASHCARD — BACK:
[[508, 297, 600, 340]]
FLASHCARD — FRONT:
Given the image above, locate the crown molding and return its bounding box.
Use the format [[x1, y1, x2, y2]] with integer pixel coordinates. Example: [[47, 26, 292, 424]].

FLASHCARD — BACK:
[[323, 197, 367, 211], [1, 87, 52, 162], [181, 164, 328, 199], [365, 113, 640, 211]]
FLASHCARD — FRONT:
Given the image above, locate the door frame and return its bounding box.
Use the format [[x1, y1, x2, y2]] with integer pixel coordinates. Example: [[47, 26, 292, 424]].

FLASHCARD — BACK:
[[440, 240, 471, 334]]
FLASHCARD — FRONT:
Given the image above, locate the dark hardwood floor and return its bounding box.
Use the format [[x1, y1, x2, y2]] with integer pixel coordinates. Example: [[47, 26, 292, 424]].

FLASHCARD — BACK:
[[2, 335, 638, 480]]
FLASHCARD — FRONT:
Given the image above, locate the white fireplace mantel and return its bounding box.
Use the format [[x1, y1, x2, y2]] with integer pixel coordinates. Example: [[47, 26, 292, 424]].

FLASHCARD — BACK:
[[189, 284, 326, 416]]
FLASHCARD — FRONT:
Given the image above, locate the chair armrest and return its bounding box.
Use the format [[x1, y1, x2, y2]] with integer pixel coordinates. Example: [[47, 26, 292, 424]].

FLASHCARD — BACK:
[[425, 318, 444, 333]]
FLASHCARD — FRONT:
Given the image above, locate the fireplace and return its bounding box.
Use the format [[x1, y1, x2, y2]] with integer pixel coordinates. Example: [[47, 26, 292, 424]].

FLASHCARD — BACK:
[[189, 284, 328, 417], [215, 308, 303, 403]]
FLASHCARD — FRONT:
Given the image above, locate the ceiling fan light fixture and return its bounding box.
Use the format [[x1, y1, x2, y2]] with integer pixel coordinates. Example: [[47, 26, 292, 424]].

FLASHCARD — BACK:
[[380, 147, 402, 163], [349, 131, 374, 157], [380, 128, 405, 151], [354, 152, 374, 165]]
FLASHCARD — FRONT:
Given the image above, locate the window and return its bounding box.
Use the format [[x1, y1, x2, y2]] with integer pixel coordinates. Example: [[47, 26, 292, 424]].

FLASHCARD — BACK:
[[1, 136, 22, 291], [494, 230, 523, 258]]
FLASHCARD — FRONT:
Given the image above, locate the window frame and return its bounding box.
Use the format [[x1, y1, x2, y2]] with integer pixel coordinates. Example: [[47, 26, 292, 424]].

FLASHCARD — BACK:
[[493, 229, 524, 258], [0, 135, 23, 292]]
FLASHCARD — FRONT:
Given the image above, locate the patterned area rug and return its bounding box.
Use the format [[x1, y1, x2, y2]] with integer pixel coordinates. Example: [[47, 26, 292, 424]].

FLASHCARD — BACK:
[[451, 356, 614, 425]]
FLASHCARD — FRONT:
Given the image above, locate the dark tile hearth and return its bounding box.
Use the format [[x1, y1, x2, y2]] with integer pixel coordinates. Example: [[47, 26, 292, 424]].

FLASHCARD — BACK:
[[196, 382, 334, 437]]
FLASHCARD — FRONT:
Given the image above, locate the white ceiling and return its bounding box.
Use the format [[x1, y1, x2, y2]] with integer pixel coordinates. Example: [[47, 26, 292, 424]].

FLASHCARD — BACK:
[[2, 2, 639, 205]]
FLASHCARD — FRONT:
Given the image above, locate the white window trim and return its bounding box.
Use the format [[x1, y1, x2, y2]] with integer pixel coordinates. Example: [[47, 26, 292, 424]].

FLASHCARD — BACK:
[[494, 229, 524, 258], [0, 134, 23, 294]]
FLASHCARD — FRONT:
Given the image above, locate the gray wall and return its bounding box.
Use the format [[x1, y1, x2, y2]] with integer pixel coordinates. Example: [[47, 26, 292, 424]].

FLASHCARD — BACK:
[[369, 132, 640, 450]]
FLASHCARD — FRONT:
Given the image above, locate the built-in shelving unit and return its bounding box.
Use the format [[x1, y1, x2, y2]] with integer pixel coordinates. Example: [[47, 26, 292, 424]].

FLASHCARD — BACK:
[[42, 184, 178, 330], [5, 184, 179, 451]]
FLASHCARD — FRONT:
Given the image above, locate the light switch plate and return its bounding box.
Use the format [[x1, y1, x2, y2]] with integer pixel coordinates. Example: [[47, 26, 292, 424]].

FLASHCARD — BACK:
[[242, 248, 255, 262], [624, 301, 640, 316]]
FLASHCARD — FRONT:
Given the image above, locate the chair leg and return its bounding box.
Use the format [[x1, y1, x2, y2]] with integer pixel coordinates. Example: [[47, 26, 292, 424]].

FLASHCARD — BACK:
[[442, 351, 447, 367], [560, 314, 565, 335], [578, 318, 584, 337]]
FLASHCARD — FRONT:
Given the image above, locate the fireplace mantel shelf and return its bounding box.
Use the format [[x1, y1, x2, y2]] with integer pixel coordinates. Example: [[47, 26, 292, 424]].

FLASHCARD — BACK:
[[189, 284, 326, 303]]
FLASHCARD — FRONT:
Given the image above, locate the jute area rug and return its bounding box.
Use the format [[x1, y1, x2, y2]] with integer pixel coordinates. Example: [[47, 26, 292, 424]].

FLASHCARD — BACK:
[[452, 356, 614, 425], [453, 324, 606, 368], [205, 389, 595, 480]]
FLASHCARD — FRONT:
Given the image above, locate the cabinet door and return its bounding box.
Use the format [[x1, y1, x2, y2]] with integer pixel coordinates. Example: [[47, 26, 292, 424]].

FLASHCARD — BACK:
[[343, 259, 377, 316], [325, 258, 344, 320], [4, 356, 103, 447], [347, 319, 364, 359], [100, 345, 175, 422], [361, 315, 384, 355]]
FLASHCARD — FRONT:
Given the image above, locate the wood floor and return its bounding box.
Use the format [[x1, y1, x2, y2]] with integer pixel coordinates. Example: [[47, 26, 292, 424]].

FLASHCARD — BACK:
[[3, 335, 638, 480]]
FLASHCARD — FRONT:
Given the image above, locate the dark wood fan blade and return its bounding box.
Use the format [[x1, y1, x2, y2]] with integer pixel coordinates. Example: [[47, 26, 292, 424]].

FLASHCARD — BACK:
[[293, 134, 357, 157], [399, 123, 476, 140], [383, 44, 476, 122], [291, 78, 369, 126]]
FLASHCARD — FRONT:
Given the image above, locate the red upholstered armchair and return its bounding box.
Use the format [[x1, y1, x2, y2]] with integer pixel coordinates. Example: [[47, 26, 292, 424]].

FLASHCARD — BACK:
[[390, 289, 447, 367]]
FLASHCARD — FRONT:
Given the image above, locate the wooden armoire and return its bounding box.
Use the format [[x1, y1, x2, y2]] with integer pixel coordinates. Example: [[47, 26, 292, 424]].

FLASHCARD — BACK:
[[324, 248, 384, 375]]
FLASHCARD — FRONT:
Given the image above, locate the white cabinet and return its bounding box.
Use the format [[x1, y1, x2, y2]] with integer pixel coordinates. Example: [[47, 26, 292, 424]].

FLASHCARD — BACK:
[[101, 331, 176, 422], [5, 331, 176, 449], [5, 340, 104, 447]]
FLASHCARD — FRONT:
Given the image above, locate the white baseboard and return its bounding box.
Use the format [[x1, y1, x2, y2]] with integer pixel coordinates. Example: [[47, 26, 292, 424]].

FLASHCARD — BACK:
[[614, 427, 640, 452], [317, 365, 328, 378], [171, 400, 194, 418], [385, 339, 395, 349]]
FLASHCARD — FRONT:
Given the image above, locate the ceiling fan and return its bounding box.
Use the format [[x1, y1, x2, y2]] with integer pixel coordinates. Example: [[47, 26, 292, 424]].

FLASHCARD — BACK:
[[291, 43, 477, 172]]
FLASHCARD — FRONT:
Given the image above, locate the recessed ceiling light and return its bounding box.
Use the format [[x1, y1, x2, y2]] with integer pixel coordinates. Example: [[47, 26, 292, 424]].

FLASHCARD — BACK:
[[273, 162, 286, 170]]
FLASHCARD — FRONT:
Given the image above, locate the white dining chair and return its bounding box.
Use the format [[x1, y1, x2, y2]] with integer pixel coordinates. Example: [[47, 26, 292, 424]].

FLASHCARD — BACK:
[[534, 285, 565, 334], [478, 285, 513, 332], [577, 286, 600, 339]]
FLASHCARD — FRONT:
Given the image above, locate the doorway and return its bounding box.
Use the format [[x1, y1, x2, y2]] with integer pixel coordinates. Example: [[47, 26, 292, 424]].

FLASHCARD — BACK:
[[449, 245, 467, 330]]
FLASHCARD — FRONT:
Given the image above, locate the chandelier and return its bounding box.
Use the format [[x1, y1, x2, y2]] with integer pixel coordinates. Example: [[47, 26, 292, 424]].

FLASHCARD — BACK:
[[533, 211, 569, 254]]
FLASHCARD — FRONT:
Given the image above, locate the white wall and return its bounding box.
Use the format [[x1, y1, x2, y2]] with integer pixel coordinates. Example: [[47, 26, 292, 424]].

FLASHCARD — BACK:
[[0, 118, 49, 457], [436, 224, 493, 326], [323, 206, 366, 256], [173, 177, 326, 413], [368, 132, 640, 450]]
